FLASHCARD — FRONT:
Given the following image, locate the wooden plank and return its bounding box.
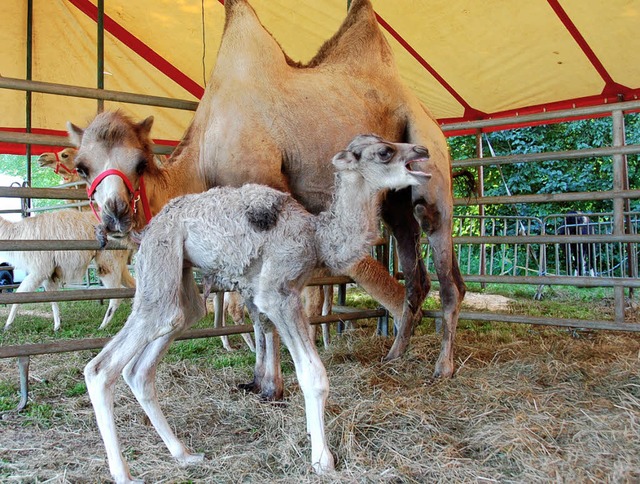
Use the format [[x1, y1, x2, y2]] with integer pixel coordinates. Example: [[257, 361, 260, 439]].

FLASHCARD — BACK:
[[0, 309, 385, 358]]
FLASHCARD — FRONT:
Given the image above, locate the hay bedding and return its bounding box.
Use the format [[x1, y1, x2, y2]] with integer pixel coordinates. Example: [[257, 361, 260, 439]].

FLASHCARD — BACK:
[[0, 326, 639, 483]]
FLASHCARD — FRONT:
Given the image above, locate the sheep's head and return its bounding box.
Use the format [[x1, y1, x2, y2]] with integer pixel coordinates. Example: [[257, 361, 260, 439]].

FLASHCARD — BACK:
[[332, 134, 431, 191]]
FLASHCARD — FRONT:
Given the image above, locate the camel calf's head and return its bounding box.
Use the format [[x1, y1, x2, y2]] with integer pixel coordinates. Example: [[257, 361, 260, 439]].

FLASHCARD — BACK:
[[332, 134, 431, 191]]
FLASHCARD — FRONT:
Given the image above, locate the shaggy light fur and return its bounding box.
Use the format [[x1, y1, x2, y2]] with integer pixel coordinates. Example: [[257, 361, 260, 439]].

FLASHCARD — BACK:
[[0, 210, 135, 331], [83, 135, 430, 483]]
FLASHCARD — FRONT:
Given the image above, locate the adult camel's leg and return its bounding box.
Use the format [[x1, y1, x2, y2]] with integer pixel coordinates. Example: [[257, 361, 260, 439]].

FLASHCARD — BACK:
[[415, 201, 466, 378], [344, 257, 405, 320], [380, 187, 429, 361]]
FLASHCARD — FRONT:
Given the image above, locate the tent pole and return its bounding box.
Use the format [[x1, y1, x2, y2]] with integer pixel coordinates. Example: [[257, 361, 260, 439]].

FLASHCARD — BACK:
[[97, 0, 104, 113], [25, 0, 33, 191], [476, 131, 486, 289]]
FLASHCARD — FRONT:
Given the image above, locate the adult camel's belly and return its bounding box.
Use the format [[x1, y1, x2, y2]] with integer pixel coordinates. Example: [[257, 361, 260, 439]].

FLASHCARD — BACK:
[[201, 73, 409, 215]]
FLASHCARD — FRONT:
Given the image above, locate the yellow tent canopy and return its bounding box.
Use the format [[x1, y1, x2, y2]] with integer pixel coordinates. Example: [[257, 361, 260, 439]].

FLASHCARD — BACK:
[[1, 0, 639, 154]]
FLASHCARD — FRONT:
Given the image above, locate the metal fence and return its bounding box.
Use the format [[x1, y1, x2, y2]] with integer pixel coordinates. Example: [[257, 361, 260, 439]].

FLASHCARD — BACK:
[[2, 77, 640, 412], [438, 212, 640, 280]]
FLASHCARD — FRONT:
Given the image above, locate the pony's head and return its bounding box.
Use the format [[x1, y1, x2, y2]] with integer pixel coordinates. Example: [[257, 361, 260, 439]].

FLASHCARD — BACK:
[[67, 111, 157, 240]]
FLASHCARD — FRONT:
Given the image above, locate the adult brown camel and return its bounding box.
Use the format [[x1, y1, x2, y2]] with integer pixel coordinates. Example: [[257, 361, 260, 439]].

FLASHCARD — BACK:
[[68, 0, 465, 397]]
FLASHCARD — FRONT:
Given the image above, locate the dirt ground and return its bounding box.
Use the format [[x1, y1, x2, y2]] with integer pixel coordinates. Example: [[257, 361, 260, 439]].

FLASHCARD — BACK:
[[1, 321, 638, 483]]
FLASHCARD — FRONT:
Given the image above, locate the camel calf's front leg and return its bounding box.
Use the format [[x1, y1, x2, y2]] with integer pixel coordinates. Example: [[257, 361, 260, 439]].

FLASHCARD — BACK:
[[238, 298, 284, 400], [258, 290, 334, 474]]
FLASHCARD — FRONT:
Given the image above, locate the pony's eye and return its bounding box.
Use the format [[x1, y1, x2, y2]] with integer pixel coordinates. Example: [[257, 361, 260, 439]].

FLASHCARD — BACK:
[[135, 157, 148, 175], [76, 164, 89, 178], [61, 153, 68, 159]]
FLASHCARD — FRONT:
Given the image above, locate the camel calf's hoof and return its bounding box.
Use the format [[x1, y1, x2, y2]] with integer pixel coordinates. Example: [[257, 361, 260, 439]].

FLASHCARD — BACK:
[[312, 451, 335, 475], [178, 452, 205, 465]]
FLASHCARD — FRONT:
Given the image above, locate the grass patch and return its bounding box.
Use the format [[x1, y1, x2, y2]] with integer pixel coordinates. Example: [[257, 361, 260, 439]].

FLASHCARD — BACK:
[[0, 380, 19, 412], [64, 381, 87, 398]]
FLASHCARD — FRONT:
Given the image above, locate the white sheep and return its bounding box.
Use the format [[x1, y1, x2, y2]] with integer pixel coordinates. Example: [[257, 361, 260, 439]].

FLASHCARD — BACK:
[[1, 209, 135, 331]]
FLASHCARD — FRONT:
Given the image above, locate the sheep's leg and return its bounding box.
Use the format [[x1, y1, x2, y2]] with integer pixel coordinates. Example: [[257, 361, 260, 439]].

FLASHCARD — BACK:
[[238, 298, 283, 400], [97, 250, 135, 329], [213, 292, 232, 351], [41, 278, 62, 331], [261, 291, 334, 474], [227, 292, 255, 352], [4, 273, 44, 331]]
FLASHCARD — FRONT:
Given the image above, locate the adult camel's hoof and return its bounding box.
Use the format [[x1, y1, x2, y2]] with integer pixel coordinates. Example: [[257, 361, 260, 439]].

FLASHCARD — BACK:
[[433, 355, 454, 378], [237, 380, 284, 401]]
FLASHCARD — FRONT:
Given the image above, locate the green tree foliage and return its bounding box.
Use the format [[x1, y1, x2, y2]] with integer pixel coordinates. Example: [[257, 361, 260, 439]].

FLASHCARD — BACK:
[[449, 114, 640, 218], [0, 154, 68, 210]]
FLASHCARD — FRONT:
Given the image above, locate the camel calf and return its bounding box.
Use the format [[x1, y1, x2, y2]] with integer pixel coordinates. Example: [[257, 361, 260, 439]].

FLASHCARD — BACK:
[[83, 134, 430, 483]]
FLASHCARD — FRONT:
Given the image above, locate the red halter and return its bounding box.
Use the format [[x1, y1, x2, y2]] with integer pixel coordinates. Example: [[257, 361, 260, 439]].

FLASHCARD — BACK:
[[87, 169, 153, 226], [53, 151, 77, 176]]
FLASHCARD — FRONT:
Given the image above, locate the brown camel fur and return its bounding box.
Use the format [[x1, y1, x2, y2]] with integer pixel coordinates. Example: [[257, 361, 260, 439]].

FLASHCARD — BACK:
[[67, 0, 465, 395]]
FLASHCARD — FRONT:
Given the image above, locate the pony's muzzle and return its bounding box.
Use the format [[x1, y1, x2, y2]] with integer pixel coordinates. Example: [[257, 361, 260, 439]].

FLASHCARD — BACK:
[[102, 197, 133, 236]]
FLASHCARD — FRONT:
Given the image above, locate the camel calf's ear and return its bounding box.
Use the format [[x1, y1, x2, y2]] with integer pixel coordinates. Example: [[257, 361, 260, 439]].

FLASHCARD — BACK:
[[332, 150, 358, 171], [67, 122, 84, 147]]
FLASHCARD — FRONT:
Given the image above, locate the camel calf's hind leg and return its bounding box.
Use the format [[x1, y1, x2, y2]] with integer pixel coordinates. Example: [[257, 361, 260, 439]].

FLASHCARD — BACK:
[[85, 269, 205, 484]]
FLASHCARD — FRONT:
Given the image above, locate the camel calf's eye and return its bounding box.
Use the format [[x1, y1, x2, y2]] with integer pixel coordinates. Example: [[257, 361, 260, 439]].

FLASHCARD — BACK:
[[378, 146, 394, 162], [61, 153, 68, 159]]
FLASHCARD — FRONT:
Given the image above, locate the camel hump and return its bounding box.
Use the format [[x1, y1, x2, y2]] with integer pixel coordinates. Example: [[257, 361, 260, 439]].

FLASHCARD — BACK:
[[214, 0, 287, 77], [308, 0, 392, 69]]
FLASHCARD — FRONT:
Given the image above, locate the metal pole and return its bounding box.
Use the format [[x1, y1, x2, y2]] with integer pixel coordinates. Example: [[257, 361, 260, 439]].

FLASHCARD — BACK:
[[97, 0, 105, 113], [612, 110, 626, 322], [476, 131, 486, 288], [25, 0, 33, 191], [441, 99, 640, 133]]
